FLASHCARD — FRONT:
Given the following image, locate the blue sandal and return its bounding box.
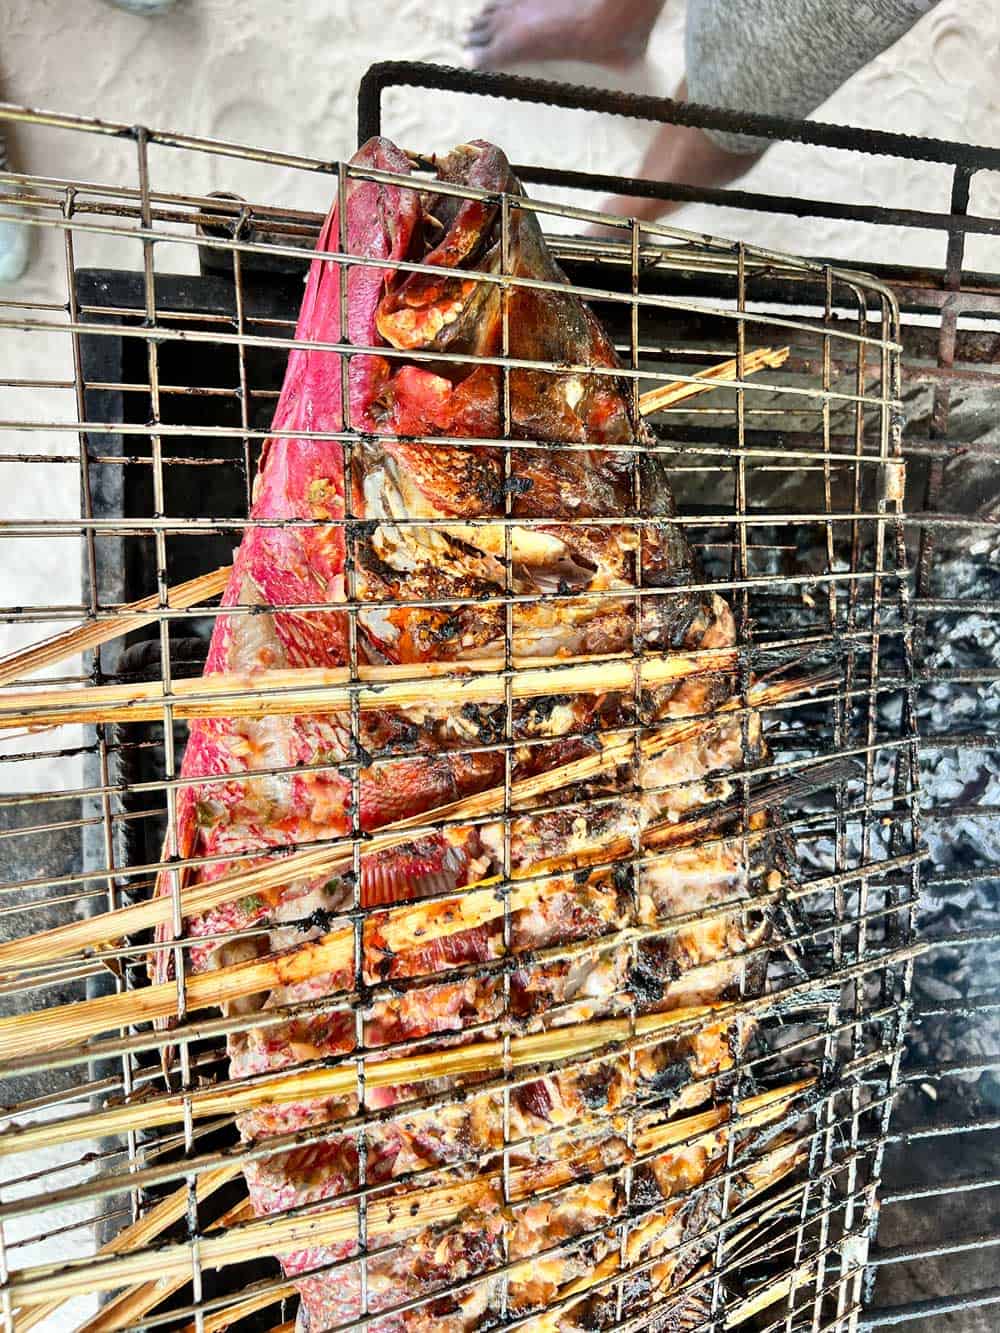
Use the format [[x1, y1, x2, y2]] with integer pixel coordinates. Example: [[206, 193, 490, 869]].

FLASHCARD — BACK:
[[102, 0, 179, 12]]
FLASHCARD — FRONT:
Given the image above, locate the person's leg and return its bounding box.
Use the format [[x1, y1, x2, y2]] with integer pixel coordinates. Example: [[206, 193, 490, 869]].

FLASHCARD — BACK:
[[685, 0, 942, 157], [466, 0, 667, 72], [595, 80, 761, 229], [593, 0, 942, 228]]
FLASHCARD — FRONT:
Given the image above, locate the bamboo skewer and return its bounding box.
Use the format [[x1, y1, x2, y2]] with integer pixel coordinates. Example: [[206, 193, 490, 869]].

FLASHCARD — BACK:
[[637, 345, 789, 416], [0, 840, 350, 975], [666, 1177, 823, 1331], [0, 784, 781, 1061], [0, 566, 231, 690], [0, 858, 733, 1064], [11, 1163, 243, 1332], [161, 1084, 807, 1333], [6, 1079, 809, 1307], [3, 1168, 497, 1303], [0, 686, 817, 1070], [11, 1077, 808, 1328], [1, 1004, 721, 1160], [75, 1197, 254, 1333], [723, 1263, 815, 1329], [0, 932, 354, 1062], [0, 669, 817, 980], [0, 820, 771, 1062], [0, 645, 738, 732], [0, 344, 787, 697], [596, 1146, 816, 1333], [0, 670, 818, 1054], [479, 1138, 807, 1333]]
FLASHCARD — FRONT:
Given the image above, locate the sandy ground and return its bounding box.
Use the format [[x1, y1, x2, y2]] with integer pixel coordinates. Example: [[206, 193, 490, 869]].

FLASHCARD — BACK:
[[1, 0, 999, 1326]]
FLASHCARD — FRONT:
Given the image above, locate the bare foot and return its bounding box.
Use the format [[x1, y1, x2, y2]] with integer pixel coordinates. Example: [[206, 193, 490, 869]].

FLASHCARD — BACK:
[[466, 0, 666, 71]]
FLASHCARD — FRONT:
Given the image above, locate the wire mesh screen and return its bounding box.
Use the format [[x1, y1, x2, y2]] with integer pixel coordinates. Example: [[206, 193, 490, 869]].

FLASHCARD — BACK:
[[0, 104, 921, 1333]]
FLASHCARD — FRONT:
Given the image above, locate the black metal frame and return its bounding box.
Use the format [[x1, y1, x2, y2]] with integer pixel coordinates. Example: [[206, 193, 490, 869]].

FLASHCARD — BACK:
[[357, 62, 1000, 256]]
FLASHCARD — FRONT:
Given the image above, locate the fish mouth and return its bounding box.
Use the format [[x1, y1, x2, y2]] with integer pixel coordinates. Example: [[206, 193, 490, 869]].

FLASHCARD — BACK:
[[375, 141, 514, 359], [376, 243, 499, 358]]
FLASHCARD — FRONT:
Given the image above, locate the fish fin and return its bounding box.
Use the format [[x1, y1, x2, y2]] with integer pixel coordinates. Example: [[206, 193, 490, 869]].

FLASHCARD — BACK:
[[359, 834, 473, 908]]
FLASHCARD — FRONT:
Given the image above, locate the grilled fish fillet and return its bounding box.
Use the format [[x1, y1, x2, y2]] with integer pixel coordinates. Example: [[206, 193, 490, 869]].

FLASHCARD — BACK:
[[151, 137, 783, 1331]]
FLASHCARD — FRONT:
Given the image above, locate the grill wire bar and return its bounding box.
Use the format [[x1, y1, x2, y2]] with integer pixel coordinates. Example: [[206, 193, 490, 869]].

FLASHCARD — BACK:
[[1, 60, 990, 1333]]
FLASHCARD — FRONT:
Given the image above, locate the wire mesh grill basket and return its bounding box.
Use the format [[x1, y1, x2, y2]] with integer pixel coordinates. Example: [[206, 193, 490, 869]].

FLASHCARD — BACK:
[[0, 83, 922, 1333]]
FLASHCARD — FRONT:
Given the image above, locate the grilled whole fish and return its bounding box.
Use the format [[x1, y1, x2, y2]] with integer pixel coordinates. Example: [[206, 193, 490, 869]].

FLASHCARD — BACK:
[[153, 139, 784, 1331]]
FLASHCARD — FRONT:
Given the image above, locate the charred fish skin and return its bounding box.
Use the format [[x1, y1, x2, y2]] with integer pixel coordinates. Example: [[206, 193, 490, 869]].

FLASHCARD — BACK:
[[154, 136, 788, 1331]]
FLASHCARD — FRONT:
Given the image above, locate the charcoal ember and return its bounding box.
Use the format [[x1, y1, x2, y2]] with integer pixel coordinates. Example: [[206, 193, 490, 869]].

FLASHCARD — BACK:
[[916, 973, 962, 1004], [979, 1071, 1000, 1111], [898, 400, 1000, 1123]]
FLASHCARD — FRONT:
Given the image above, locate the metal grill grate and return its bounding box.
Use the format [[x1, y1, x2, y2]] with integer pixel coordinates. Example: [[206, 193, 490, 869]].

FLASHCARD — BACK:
[[355, 70, 1000, 1333], [0, 72, 936, 1333]]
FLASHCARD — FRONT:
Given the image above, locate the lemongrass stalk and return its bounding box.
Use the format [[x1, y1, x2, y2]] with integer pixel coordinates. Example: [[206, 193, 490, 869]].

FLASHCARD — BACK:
[[0, 645, 737, 732], [12, 1163, 241, 1332], [0, 668, 821, 978], [0, 802, 777, 1061], [0, 932, 353, 1062], [8, 1079, 809, 1308], [638, 346, 790, 415], [0, 567, 231, 690], [0, 1004, 719, 1161], [76, 1197, 254, 1333]]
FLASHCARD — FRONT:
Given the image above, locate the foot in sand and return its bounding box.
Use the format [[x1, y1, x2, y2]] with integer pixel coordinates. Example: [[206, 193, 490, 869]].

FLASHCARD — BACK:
[[466, 0, 665, 71]]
